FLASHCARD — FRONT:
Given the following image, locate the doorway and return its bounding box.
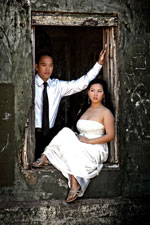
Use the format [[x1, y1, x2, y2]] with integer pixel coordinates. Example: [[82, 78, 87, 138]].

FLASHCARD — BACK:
[[22, 12, 119, 169], [35, 26, 103, 132]]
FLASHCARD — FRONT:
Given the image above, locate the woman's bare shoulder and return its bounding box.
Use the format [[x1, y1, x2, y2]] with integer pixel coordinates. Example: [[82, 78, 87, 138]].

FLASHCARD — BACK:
[[102, 107, 114, 118]]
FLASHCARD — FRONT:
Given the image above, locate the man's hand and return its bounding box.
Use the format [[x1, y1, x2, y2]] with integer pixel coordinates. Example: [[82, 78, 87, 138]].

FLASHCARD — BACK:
[[98, 44, 107, 65]]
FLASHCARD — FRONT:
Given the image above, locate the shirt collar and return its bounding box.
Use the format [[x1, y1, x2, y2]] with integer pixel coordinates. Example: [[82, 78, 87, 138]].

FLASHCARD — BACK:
[[35, 74, 51, 87]]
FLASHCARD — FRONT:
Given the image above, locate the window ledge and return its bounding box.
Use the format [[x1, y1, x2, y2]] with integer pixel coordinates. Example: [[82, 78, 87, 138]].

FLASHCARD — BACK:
[[31, 163, 120, 172]]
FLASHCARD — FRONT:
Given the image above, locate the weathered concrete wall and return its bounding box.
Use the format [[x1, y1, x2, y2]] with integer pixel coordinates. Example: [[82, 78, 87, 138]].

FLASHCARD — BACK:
[[0, 0, 150, 224], [0, 0, 32, 185]]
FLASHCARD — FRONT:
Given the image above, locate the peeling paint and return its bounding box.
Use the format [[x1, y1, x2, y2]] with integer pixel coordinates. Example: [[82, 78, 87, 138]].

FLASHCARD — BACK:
[[2, 112, 11, 120], [0, 134, 9, 154]]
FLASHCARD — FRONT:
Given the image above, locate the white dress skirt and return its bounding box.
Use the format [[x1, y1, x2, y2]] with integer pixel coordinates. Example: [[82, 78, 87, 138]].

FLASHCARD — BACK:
[[44, 119, 108, 197]]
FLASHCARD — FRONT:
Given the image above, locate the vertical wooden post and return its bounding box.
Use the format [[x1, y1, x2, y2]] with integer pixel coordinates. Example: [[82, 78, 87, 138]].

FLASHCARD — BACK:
[[103, 27, 118, 164], [103, 28, 109, 85], [22, 26, 35, 169]]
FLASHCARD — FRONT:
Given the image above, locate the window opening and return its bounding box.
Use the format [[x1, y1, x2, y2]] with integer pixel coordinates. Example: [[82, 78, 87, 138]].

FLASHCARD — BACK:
[[21, 13, 119, 170]]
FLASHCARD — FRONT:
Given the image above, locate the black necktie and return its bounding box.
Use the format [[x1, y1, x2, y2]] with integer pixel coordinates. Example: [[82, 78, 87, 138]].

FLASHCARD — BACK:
[[42, 82, 49, 136]]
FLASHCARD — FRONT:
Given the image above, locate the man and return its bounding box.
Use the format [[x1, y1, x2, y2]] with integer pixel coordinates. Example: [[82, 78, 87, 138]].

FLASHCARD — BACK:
[[35, 48, 106, 160]]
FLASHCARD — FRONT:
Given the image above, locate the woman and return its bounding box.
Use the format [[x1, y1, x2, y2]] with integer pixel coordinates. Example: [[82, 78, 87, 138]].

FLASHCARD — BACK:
[[33, 79, 115, 203]]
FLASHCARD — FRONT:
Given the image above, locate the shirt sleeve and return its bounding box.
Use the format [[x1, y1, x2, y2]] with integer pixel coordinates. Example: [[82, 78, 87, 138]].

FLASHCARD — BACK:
[[59, 62, 102, 97]]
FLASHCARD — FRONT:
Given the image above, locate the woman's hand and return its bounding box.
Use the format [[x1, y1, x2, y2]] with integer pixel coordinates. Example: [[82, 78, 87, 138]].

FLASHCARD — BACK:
[[98, 44, 107, 65], [77, 135, 90, 144]]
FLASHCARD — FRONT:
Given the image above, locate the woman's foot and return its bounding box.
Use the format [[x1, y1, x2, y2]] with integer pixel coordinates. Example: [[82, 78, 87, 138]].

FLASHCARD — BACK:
[[32, 155, 49, 168], [66, 175, 81, 203], [66, 188, 81, 203]]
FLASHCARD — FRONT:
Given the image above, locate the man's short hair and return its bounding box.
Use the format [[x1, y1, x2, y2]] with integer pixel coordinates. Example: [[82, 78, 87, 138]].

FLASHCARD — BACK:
[[36, 51, 53, 64]]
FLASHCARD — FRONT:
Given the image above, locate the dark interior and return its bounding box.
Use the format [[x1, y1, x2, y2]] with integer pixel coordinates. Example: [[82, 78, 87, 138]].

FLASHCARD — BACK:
[[35, 26, 103, 134]]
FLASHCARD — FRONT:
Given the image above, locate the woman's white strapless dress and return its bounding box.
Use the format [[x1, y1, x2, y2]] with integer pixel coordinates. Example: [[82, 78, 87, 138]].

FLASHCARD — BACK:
[[44, 119, 108, 197]]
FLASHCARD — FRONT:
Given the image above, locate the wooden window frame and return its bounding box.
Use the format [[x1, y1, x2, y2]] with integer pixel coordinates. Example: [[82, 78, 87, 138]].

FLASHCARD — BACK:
[[22, 12, 119, 170]]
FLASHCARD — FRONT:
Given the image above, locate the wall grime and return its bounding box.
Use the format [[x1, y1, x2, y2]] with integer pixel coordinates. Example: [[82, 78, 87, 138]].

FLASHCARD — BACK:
[[0, 0, 33, 188], [120, 36, 150, 198], [0, 198, 150, 225], [0, 0, 150, 224]]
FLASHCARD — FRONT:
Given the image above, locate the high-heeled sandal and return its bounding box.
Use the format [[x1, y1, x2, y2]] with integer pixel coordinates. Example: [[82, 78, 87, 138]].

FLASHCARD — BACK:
[[66, 188, 81, 203], [32, 157, 47, 168]]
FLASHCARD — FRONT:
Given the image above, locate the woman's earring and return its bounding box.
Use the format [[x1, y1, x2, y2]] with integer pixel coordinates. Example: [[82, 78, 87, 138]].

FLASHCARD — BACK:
[[88, 97, 90, 104]]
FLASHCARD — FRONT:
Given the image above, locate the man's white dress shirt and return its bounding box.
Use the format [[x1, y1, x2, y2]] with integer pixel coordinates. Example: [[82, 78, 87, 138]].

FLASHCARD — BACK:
[[35, 62, 102, 129]]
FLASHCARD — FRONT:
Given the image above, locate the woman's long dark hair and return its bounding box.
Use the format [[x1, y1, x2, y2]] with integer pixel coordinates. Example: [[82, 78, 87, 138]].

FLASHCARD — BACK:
[[72, 78, 114, 132]]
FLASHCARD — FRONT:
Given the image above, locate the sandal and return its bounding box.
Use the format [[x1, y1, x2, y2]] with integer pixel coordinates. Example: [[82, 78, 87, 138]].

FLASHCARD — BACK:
[[66, 189, 81, 203], [32, 157, 47, 168]]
